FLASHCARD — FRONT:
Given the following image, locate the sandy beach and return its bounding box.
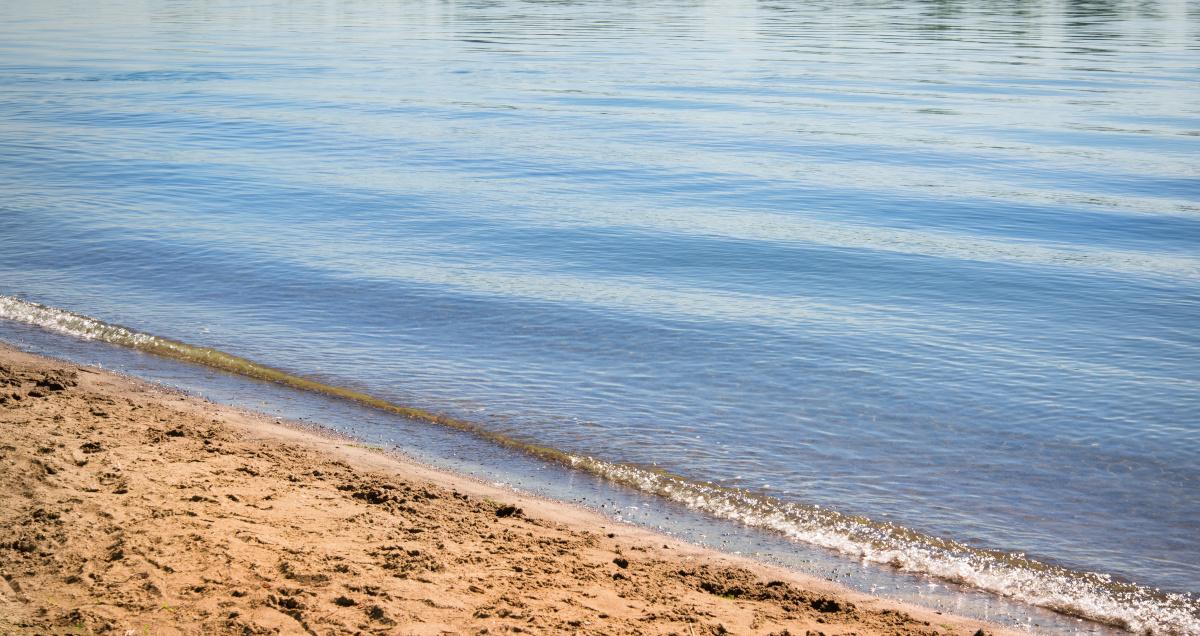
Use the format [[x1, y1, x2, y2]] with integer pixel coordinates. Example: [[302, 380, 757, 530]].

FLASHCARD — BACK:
[[0, 343, 1009, 635]]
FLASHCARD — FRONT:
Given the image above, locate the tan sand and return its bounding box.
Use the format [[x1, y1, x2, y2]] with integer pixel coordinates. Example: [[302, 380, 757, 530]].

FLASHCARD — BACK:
[[0, 344, 1014, 635]]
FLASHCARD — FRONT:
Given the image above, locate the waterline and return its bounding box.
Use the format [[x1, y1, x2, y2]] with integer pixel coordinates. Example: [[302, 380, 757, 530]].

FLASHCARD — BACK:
[[2, 295, 1195, 634]]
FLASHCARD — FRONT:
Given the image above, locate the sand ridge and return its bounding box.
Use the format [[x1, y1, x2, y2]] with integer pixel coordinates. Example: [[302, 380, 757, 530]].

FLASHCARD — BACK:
[[0, 345, 1008, 635]]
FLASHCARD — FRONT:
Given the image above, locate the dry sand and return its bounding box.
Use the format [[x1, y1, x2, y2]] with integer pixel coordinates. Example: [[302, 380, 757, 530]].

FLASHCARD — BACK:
[[0, 344, 1014, 635]]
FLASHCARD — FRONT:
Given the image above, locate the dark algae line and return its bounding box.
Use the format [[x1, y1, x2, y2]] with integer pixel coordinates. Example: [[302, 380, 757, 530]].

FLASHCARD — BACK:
[[1, 295, 1197, 634]]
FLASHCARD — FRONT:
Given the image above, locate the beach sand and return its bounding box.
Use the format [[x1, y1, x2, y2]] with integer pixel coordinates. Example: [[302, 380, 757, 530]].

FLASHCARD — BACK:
[[0, 344, 1012, 635]]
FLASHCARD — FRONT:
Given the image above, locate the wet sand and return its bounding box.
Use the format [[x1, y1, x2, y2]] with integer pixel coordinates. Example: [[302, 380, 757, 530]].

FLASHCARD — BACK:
[[0, 344, 1011, 635]]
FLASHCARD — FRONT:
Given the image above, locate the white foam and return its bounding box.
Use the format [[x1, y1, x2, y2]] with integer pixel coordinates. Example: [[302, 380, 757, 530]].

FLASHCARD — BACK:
[[0, 296, 159, 347], [569, 454, 1200, 635]]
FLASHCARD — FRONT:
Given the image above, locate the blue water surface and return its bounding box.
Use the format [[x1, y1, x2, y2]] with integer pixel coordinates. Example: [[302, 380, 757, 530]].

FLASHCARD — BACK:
[[1, 0, 1198, 597]]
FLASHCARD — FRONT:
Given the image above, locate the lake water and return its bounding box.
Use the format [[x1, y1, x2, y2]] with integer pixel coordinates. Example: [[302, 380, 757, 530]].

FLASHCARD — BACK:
[[1, 0, 1197, 632]]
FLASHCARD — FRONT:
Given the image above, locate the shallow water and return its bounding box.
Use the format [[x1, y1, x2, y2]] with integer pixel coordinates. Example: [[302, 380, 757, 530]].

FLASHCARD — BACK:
[[1, 0, 1198, 632], [3, 319, 1122, 635]]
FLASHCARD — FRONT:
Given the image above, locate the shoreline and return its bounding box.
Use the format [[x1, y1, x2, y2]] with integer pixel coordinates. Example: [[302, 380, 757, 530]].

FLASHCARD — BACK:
[[3, 295, 1193, 636], [0, 343, 1012, 635]]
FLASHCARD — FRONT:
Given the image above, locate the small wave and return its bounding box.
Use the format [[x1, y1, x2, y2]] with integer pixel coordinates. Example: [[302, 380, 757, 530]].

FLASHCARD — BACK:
[[73, 70, 233, 83], [569, 457, 1200, 635], [1, 294, 1197, 634]]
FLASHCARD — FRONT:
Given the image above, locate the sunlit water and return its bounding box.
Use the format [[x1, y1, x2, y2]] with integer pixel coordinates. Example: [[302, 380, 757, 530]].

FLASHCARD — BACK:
[[1, 0, 1198, 632]]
